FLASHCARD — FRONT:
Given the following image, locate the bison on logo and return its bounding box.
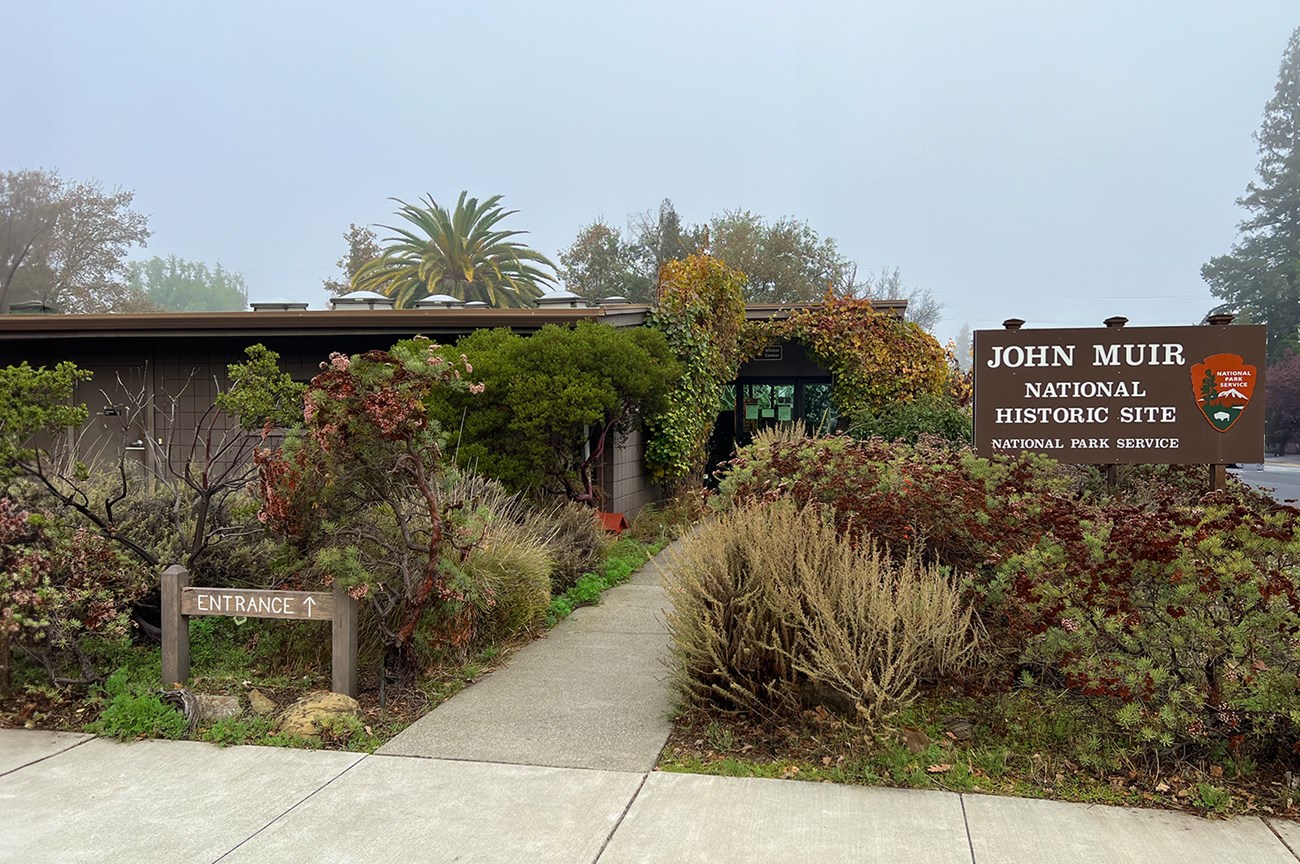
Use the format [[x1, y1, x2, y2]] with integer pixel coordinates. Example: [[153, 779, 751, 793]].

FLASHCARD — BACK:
[[1190, 353, 1257, 432]]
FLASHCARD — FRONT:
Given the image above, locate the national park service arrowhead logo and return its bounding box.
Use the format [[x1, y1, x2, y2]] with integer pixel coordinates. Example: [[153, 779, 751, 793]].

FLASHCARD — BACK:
[[1191, 353, 1257, 432]]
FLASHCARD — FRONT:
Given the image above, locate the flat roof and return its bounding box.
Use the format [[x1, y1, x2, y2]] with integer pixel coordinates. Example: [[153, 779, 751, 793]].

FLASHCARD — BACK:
[[0, 298, 909, 342], [0, 306, 653, 340]]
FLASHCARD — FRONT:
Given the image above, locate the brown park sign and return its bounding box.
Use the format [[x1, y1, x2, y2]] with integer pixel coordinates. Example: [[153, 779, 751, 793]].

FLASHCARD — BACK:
[[973, 324, 1266, 465], [181, 587, 333, 620]]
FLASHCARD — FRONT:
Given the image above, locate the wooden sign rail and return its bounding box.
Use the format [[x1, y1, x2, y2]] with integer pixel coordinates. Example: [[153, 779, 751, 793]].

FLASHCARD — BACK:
[[161, 566, 358, 698]]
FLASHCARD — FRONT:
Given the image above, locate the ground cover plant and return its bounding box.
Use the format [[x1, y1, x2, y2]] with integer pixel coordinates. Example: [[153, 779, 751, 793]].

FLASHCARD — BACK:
[[665, 431, 1300, 816]]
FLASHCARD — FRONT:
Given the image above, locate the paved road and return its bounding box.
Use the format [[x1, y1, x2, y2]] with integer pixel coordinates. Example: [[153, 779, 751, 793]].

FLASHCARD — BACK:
[[1233, 461, 1300, 503]]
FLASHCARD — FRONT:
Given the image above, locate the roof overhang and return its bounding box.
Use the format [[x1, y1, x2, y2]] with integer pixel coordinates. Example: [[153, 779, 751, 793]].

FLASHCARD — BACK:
[[0, 306, 653, 341]]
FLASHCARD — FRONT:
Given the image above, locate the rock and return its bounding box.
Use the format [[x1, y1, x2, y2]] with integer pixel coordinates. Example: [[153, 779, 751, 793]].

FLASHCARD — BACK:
[[195, 693, 242, 723], [248, 689, 277, 716], [278, 691, 360, 737], [941, 715, 975, 741]]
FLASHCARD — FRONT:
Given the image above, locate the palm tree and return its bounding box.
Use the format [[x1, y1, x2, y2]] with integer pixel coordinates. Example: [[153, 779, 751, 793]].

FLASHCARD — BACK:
[[352, 192, 557, 307]]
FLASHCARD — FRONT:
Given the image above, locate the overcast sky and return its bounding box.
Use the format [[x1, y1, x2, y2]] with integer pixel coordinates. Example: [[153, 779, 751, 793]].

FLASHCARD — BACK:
[[7, 2, 1297, 344]]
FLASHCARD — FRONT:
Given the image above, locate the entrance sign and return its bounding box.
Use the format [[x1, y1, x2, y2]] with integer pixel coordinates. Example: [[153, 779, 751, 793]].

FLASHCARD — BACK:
[[161, 566, 358, 697], [181, 587, 333, 620], [974, 324, 1266, 465]]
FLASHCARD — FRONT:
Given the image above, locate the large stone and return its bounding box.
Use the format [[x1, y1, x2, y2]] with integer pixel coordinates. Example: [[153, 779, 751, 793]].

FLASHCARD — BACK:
[[195, 693, 242, 723], [278, 691, 360, 737], [248, 689, 277, 716]]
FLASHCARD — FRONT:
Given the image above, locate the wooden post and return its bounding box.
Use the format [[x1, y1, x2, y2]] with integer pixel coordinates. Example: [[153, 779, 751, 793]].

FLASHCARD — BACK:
[[1210, 463, 1227, 491], [0, 627, 10, 697], [331, 583, 358, 698], [1104, 464, 1118, 493], [161, 565, 191, 689]]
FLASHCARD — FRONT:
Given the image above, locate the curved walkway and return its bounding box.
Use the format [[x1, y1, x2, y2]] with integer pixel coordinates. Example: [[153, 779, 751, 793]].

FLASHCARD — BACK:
[[377, 539, 681, 771]]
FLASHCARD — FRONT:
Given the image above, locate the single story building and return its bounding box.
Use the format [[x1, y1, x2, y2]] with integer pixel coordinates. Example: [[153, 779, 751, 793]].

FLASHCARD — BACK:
[[0, 296, 906, 515]]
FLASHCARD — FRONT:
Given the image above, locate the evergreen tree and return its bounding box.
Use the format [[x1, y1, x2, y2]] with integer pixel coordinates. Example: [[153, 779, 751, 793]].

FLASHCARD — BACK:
[[1203, 27, 1300, 361]]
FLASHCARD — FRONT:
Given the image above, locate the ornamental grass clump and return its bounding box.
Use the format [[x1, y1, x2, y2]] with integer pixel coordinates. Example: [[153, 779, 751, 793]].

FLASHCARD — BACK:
[[665, 500, 980, 727]]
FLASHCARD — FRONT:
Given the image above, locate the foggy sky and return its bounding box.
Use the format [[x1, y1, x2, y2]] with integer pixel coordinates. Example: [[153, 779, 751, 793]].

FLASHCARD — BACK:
[[7, 1, 1298, 345]]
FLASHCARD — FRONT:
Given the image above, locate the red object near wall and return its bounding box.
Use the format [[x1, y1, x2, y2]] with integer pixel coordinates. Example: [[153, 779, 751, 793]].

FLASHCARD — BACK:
[[598, 511, 628, 534]]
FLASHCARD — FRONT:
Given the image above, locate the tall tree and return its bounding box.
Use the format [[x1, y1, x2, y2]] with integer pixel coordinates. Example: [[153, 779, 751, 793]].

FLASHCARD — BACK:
[[353, 193, 557, 307], [559, 219, 651, 302], [0, 169, 151, 313], [850, 266, 944, 331], [629, 199, 708, 285], [1203, 27, 1300, 361], [323, 224, 382, 296], [955, 323, 972, 371], [709, 209, 853, 304], [124, 255, 247, 312], [1267, 351, 1300, 453]]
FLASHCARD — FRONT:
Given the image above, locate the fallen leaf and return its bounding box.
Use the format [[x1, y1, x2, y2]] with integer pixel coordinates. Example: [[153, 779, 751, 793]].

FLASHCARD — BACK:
[[781, 765, 800, 779], [1210, 765, 1224, 778], [822, 756, 832, 766], [926, 763, 952, 774], [1155, 782, 1170, 793]]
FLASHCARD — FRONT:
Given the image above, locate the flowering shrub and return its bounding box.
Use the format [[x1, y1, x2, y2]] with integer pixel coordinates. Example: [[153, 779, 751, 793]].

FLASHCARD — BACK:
[[254, 337, 484, 663]]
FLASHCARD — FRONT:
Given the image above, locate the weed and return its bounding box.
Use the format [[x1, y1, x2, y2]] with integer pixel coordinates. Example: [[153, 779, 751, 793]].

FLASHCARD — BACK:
[[1193, 783, 1232, 815], [91, 669, 187, 740], [201, 716, 277, 746], [704, 721, 736, 751]]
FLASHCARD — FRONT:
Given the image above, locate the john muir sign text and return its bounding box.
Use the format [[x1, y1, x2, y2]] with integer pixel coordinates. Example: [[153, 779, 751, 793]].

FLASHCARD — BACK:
[[973, 324, 1266, 464]]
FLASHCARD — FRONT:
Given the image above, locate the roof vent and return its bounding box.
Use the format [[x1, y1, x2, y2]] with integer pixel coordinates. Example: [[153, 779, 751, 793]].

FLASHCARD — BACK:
[[250, 299, 310, 312], [7, 299, 59, 315], [464, 301, 490, 309], [330, 290, 395, 311], [414, 294, 466, 309], [535, 289, 586, 309], [598, 295, 631, 306]]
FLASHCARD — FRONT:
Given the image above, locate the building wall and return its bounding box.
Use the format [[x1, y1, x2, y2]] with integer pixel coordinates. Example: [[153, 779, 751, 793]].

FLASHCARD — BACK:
[[601, 425, 661, 518], [3, 331, 667, 518]]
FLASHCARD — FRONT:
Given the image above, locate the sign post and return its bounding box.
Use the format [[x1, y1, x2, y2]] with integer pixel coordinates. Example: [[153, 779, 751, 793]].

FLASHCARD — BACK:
[[973, 321, 1266, 469], [161, 566, 359, 697]]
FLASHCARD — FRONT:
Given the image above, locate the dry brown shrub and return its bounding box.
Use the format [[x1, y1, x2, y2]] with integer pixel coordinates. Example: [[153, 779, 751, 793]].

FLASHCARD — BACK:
[[524, 501, 610, 594], [664, 500, 979, 727]]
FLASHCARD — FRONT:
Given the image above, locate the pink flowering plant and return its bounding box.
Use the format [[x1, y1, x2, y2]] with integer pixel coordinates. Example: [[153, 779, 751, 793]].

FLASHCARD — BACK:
[[254, 337, 486, 664]]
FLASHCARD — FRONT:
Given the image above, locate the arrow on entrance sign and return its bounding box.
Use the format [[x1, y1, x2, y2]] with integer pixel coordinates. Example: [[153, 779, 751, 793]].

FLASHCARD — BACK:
[[303, 596, 317, 616]]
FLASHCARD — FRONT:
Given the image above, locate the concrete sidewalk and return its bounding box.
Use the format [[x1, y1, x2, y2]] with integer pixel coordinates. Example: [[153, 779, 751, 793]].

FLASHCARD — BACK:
[[377, 539, 681, 772], [5, 541, 1300, 862], [3, 728, 1300, 863]]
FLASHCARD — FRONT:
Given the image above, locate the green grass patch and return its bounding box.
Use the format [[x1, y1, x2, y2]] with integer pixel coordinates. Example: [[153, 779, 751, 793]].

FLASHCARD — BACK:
[[546, 537, 662, 626]]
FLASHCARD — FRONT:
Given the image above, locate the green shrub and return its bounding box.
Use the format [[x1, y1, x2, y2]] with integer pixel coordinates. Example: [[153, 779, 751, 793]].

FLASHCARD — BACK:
[[849, 393, 971, 445], [1, 499, 152, 688], [995, 491, 1300, 752], [545, 537, 658, 625], [665, 500, 980, 726]]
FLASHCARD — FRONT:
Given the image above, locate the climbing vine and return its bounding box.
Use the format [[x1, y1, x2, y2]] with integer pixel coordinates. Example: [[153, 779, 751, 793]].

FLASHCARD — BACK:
[[645, 255, 748, 484], [745, 292, 948, 417]]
